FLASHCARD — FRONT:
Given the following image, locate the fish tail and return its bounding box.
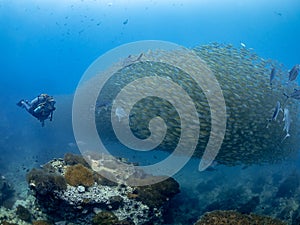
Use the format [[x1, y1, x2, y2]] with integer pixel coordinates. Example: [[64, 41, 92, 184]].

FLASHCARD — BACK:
[[266, 119, 271, 128], [281, 133, 290, 143]]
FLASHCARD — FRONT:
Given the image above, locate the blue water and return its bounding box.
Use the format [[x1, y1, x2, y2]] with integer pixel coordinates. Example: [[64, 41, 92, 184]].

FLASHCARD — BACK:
[[1, 0, 300, 224], [1, 0, 300, 97]]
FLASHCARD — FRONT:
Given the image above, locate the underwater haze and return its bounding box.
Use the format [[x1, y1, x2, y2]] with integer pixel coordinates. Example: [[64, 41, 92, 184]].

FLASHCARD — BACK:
[[1, 0, 300, 224]]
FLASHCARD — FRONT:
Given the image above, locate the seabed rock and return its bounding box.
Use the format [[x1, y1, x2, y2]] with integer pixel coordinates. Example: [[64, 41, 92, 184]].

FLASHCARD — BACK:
[[25, 153, 180, 225], [194, 210, 287, 225]]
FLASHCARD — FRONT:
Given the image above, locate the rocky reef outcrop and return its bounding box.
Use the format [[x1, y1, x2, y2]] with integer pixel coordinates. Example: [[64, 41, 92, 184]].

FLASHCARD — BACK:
[[26, 153, 180, 225], [194, 210, 287, 225]]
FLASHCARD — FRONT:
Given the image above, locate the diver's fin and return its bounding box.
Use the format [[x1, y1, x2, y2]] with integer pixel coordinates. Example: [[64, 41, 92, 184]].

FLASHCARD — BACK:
[[16, 100, 24, 107]]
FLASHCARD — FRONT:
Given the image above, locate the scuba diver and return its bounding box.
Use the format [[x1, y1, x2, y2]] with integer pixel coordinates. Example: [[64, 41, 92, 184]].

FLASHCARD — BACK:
[[17, 94, 56, 127]]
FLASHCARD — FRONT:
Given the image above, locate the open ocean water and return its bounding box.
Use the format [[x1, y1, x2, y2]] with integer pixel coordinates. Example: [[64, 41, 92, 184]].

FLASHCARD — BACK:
[[1, 0, 300, 224]]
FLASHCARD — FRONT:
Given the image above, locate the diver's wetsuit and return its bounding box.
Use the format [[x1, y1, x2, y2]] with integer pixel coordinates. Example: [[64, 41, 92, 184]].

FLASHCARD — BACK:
[[17, 94, 56, 126]]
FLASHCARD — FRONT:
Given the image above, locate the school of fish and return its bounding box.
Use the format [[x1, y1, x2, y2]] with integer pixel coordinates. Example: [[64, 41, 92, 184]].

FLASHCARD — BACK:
[[95, 43, 300, 166]]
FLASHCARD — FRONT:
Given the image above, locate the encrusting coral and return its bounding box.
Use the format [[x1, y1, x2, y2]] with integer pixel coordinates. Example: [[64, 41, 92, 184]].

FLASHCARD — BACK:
[[25, 154, 181, 224]]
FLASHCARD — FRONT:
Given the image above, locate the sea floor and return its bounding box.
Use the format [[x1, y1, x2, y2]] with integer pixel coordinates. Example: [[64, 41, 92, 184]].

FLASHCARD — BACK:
[[1, 146, 300, 225]]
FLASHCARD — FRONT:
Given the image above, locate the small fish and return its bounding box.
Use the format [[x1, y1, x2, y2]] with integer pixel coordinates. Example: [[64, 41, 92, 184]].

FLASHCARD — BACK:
[[284, 89, 300, 100], [281, 108, 291, 142], [136, 53, 143, 61], [270, 67, 276, 86], [266, 101, 281, 128], [122, 53, 143, 67], [240, 42, 246, 48], [274, 11, 282, 16], [123, 19, 128, 25], [288, 64, 300, 82], [272, 101, 281, 121]]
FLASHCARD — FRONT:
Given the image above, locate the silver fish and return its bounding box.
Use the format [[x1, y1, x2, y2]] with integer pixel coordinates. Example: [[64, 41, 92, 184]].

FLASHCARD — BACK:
[[272, 101, 281, 121], [284, 89, 300, 100], [270, 67, 276, 86], [266, 101, 281, 128], [281, 108, 291, 142], [288, 64, 300, 82], [122, 53, 143, 67]]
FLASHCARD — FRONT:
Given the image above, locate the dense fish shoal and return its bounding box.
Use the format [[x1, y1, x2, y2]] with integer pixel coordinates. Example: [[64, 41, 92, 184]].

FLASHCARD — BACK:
[[94, 43, 300, 166]]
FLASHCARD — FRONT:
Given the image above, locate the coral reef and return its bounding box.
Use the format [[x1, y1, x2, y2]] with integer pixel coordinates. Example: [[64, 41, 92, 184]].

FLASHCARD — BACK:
[[194, 210, 287, 225], [3, 43, 300, 225], [26, 168, 67, 195], [92, 211, 119, 225], [92, 211, 134, 225], [64, 164, 95, 187], [25, 153, 180, 224], [131, 177, 180, 208], [0, 193, 49, 225], [64, 152, 91, 168]]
